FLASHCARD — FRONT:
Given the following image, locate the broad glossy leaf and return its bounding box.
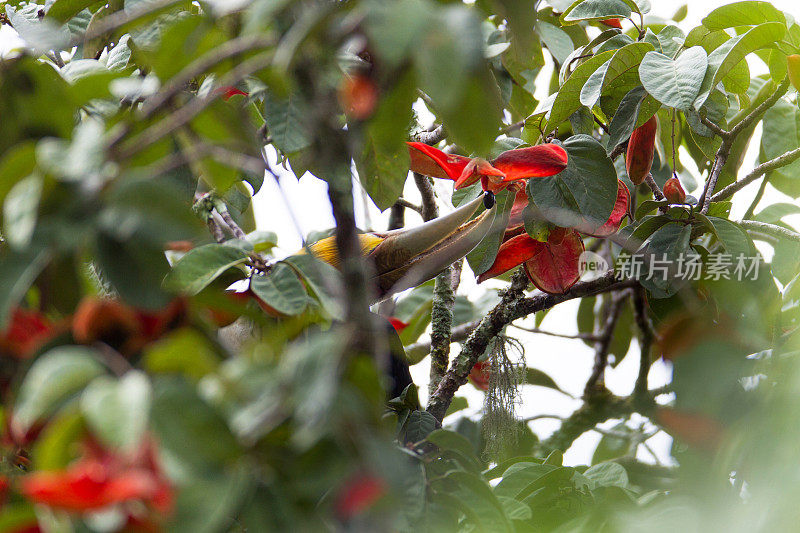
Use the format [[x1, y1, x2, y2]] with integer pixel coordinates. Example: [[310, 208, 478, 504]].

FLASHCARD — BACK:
[[165, 244, 249, 295], [546, 50, 616, 131], [585, 462, 630, 488], [81, 371, 151, 452], [249, 262, 308, 316], [527, 135, 618, 231], [13, 346, 105, 433], [3, 174, 42, 249], [562, 0, 632, 25], [759, 98, 800, 198], [639, 47, 708, 110], [694, 22, 785, 108], [701, 1, 785, 30]]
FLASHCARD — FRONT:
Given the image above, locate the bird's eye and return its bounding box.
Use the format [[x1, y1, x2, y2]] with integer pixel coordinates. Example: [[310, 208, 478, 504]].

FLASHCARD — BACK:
[[483, 191, 496, 209]]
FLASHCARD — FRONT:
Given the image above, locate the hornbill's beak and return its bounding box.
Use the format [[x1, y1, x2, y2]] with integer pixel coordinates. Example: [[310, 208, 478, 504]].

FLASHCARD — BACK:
[[303, 193, 497, 300]]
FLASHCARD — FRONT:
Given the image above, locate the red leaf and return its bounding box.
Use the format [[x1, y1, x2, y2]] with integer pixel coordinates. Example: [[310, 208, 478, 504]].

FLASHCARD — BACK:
[[493, 144, 569, 182], [218, 86, 248, 100], [0, 309, 57, 359], [339, 73, 379, 120], [656, 407, 726, 452], [22, 438, 173, 513], [476, 233, 544, 283], [585, 180, 630, 237], [468, 361, 491, 391], [600, 18, 622, 28], [335, 474, 386, 520], [507, 188, 530, 228], [407, 142, 472, 181], [388, 317, 409, 333], [523, 228, 584, 294]]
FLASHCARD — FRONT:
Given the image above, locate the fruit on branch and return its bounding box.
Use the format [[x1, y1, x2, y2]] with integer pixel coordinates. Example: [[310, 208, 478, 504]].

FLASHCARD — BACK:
[[663, 177, 686, 204], [625, 116, 657, 185], [303, 193, 496, 299], [407, 141, 568, 192], [788, 54, 800, 92]]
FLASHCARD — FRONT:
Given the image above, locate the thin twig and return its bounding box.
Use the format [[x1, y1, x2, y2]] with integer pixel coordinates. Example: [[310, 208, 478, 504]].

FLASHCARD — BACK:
[[632, 287, 654, 399], [584, 292, 628, 397], [698, 114, 728, 137], [738, 220, 800, 243], [512, 324, 600, 341], [698, 77, 790, 213], [711, 145, 800, 202], [139, 34, 275, 119], [394, 198, 423, 214], [413, 173, 439, 221], [643, 173, 665, 201], [113, 53, 273, 159], [426, 271, 636, 421]]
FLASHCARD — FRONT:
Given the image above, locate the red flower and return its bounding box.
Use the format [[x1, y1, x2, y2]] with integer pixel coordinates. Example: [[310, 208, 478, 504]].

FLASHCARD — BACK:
[[21, 438, 172, 514], [217, 86, 248, 100], [0, 308, 58, 358], [468, 361, 491, 391], [407, 142, 568, 192], [387, 317, 409, 333], [335, 473, 386, 520]]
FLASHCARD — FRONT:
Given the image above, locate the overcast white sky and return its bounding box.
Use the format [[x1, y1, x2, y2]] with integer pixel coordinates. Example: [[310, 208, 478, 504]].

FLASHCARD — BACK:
[[2, 0, 799, 465]]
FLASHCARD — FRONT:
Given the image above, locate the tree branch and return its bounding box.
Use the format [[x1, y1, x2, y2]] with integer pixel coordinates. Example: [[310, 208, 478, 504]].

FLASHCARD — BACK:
[[632, 286, 654, 399], [429, 266, 456, 396], [426, 271, 636, 421], [698, 77, 790, 213], [584, 292, 628, 397], [643, 173, 665, 201], [738, 220, 800, 243], [711, 145, 800, 202]]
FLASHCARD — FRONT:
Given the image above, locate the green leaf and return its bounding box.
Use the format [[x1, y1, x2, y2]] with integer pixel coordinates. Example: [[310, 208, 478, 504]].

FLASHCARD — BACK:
[[525, 368, 573, 397], [426, 429, 480, 461], [637, 222, 692, 298], [701, 1, 785, 30], [708, 217, 754, 257], [695, 22, 786, 108], [0, 248, 50, 328], [607, 86, 647, 152], [585, 461, 630, 488], [527, 135, 618, 232], [562, 0, 633, 25], [546, 50, 616, 131], [444, 396, 469, 417], [263, 91, 312, 154], [592, 423, 632, 464], [143, 329, 221, 381], [466, 189, 514, 276], [165, 244, 249, 295], [754, 203, 800, 225], [172, 464, 253, 533], [81, 371, 151, 452], [151, 377, 242, 471], [497, 496, 532, 521], [284, 254, 345, 319], [759, 99, 800, 198], [249, 262, 308, 316], [432, 471, 513, 532], [357, 71, 415, 211], [536, 21, 575, 65], [3, 174, 42, 249], [401, 410, 438, 443], [639, 47, 708, 110], [14, 346, 105, 433]]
